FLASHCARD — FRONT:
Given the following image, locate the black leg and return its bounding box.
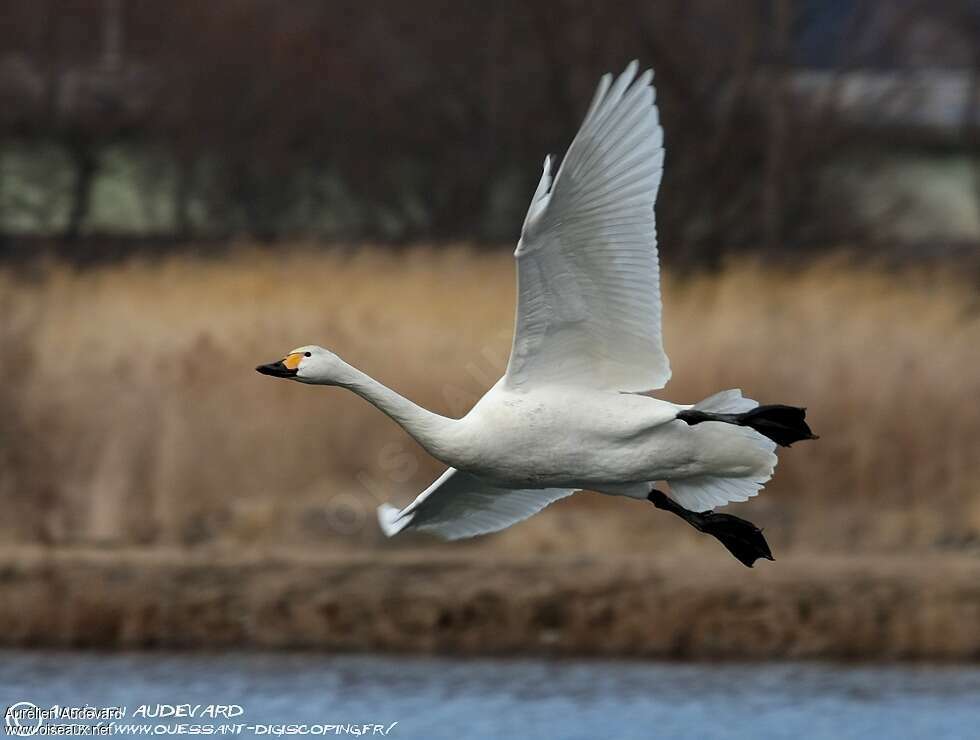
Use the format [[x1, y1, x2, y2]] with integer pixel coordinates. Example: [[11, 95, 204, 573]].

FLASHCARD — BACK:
[[648, 489, 774, 567], [676, 404, 817, 447]]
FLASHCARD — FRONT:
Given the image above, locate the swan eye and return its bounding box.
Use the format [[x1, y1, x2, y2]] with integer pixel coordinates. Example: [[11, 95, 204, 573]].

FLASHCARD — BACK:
[[304, 352, 312, 357]]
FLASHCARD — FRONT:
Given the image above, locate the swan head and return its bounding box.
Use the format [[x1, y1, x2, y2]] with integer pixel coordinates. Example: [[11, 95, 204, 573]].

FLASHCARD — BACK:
[[255, 345, 347, 384]]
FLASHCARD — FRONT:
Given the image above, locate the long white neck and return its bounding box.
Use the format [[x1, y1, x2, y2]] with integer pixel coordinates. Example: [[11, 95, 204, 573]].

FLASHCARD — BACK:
[[334, 363, 460, 461]]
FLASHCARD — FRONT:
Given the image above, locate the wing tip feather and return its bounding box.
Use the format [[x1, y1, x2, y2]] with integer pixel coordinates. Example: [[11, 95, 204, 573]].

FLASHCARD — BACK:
[[377, 504, 412, 537]]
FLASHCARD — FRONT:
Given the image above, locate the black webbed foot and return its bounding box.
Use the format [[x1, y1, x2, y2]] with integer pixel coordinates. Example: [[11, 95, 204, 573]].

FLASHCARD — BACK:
[[648, 489, 774, 568], [737, 405, 818, 447], [687, 510, 774, 567], [676, 404, 817, 447]]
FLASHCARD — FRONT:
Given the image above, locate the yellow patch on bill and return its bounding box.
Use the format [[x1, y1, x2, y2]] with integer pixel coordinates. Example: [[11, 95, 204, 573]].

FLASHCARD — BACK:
[[283, 353, 303, 370]]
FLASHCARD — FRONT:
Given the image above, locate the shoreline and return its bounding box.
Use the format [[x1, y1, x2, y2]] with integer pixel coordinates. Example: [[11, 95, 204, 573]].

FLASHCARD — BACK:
[[1, 548, 978, 660]]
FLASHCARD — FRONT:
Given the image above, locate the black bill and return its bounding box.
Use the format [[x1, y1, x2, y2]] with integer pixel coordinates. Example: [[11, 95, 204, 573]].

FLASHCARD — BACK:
[[255, 360, 298, 378]]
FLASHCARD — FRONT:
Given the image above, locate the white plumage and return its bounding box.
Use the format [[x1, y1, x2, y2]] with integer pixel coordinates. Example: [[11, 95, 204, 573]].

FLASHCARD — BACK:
[[257, 62, 814, 560], [509, 62, 669, 393], [378, 468, 574, 540]]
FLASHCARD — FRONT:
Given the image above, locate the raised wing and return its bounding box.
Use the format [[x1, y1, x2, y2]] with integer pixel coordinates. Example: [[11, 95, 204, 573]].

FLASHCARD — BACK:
[[505, 61, 670, 393], [377, 468, 574, 540]]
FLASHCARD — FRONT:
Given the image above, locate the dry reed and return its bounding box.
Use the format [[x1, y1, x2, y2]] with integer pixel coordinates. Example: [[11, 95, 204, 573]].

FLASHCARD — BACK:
[[1, 246, 978, 555]]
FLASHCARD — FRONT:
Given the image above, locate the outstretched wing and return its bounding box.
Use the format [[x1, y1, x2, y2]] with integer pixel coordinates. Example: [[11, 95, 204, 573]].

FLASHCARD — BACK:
[[505, 61, 670, 393], [377, 468, 575, 540]]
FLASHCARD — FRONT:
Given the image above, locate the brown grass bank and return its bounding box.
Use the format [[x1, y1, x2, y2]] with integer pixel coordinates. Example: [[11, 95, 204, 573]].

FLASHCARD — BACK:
[[1, 246, 979, 556], [2, 548, 980, 660]]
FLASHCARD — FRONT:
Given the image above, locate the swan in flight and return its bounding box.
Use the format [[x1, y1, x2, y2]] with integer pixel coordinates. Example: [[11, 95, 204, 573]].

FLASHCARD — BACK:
[[257, 61, 816, 566]]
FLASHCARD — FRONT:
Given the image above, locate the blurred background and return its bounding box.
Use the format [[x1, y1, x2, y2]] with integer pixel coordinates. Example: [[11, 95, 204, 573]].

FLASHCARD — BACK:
[[1, 0, 980, 676], [3, 0, 979, 553], [2, 0, 980, 255]]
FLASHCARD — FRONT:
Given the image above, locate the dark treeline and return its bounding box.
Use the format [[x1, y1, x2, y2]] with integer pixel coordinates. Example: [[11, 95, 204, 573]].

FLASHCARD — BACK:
[[0, 0, 977, 261]]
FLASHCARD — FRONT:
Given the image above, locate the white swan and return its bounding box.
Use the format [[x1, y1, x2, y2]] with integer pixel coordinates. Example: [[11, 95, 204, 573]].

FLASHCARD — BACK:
[[257, 62, 816, 566]]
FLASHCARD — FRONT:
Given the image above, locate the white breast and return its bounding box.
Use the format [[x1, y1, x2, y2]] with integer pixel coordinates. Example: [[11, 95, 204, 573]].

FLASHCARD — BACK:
[[451, 384, 679, 486]]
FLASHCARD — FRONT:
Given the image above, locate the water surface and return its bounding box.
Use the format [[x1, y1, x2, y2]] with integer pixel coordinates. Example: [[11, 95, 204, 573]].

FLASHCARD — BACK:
[[1, 651, 978, 739]]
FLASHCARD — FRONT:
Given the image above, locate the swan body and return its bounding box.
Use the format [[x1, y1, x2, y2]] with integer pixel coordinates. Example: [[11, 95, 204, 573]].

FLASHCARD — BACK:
[[447, 383, 771, 491], [257, 62, 815, 563]]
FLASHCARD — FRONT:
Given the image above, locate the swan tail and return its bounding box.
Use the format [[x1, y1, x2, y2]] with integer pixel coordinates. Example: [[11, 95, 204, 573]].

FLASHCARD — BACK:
[[668, 391, 781, 512], [668, 466, 772, 513], [692, 388, 760, 414]]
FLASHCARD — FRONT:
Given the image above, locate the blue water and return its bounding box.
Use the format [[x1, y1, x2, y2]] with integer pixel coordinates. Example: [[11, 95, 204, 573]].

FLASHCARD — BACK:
[[1, 652, 979, 739]]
